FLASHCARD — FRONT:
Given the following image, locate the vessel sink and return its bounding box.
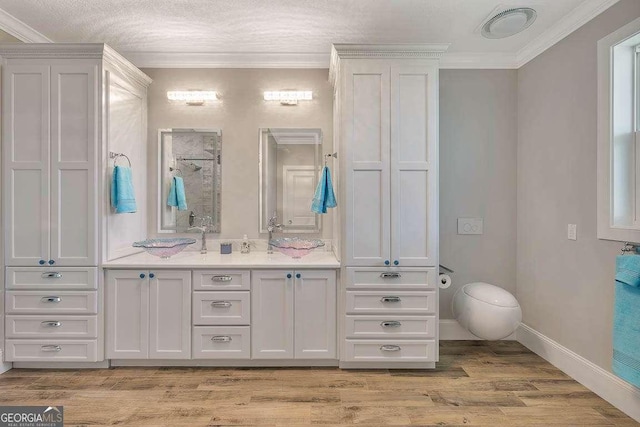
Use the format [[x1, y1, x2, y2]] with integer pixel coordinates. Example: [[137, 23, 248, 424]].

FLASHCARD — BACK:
[[270, 237, 325, 258], [133, 238, 196, 258]]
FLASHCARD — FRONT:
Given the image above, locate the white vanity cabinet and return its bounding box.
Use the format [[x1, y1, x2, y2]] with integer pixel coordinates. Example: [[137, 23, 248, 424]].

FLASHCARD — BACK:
[[0, 44, 151, 268], [106, 270, 191, 359], [3, 62, 97, 267], [330, 44, 444, 368], [251, 269, 336, 360]]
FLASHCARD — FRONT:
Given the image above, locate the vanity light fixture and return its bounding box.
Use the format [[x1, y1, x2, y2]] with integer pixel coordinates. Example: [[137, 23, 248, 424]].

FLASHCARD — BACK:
[[167, 90, 218, 106], [264, 90, 312, 105]]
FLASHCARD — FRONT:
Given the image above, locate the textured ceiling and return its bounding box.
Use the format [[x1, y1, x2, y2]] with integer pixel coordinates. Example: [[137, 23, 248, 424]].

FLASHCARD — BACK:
[[0, 0, 587, 55]]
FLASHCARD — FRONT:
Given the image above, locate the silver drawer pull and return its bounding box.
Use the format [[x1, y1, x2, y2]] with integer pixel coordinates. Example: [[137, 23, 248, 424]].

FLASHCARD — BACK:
[[380, 321, 402, 328], [41, 296, 61, 303], [380, 345, 401, 352], [211, 336, 232, 342], [211, 301, 232, 308], [380, 296, 401, 303], [211, 275, 233, 282], [380, 272, 401, 279], [41, 321, 62, 327], [42, 272, 62, 279], [41, 345, 62, 352]]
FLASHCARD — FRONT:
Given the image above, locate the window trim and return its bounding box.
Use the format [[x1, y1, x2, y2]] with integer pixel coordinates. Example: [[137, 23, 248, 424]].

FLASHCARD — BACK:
[[597, 16, 640, 243]]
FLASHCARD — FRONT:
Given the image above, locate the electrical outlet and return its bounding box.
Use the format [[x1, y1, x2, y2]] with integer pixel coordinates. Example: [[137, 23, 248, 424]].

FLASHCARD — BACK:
[[458, 218, 483, 235], [568, 224, 577, 240]]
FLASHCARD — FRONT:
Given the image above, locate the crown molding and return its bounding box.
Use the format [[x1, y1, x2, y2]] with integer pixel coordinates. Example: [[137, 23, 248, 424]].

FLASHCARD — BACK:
[[0, 43, 152, 87], [122, 51, 330, 69], [103, 45, 153, 87], [516, 0, 620, 68], [0, 42, 106, 58], [440, 52, 518, 69], [0, 7, 52, 43]]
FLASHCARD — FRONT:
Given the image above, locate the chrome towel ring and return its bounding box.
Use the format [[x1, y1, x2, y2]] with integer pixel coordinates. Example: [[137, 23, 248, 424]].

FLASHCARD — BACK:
[[109, 151, 131, 167]]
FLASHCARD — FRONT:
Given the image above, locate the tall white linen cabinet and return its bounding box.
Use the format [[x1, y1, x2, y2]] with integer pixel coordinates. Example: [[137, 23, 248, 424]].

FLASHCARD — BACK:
[[0, 44, 151, 364], [330, 44, 445, 368]]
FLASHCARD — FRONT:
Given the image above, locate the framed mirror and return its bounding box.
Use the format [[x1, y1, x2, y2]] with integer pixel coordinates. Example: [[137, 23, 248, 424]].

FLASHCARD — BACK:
[[158, 128, 221, 233], [259, 128, 322, 234]]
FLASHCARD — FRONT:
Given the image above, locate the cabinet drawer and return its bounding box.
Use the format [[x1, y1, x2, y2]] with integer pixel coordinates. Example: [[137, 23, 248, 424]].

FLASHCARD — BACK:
[[193, 270, 250, 291], [6, 291, 98, 315], [192, 326, 250, 359], [5, 339, 99, 362], [6, 267, 98, 290], [345, 315, 436, 339], [346, 268, 436, 290], [5, 315, 98, 339], [346, 291, 436, 314], [193, 291, 250, 325], [344, 339, 436, 362]]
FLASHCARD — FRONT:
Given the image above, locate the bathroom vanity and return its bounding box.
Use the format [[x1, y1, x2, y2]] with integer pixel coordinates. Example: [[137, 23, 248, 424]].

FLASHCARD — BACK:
[[101, 251, 339, 365], [1, 43, 442, 370]]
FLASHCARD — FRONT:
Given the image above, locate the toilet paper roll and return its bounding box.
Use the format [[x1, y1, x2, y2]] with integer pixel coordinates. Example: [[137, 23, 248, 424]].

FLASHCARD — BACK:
[[439, 274, 452, 289]]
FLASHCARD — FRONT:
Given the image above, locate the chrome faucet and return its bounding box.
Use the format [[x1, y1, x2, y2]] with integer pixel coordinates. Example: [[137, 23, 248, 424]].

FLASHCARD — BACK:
[[189, 216, 212, 254], [267, 214, 284, 254]]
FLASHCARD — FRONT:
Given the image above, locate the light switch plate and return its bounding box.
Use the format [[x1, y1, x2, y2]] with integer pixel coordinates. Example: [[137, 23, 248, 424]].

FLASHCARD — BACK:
[[458, 218, 483, 235], [568, 224, 577, 240]]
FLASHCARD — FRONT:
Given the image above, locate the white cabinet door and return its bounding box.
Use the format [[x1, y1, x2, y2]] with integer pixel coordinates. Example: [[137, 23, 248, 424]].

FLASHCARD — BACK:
[[50, 64, 98, 266], [106, 270, 149, 359], [149, 270, 191, 359], [251, 270, 294, 359], [344, 62, 391, 267], [294, 270, 336, 359], [390, 65, 438, 267], [3, 64, 51, 266]]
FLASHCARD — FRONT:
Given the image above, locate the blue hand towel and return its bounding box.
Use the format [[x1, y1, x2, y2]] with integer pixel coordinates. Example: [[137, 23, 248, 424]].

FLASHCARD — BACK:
[[616, 255, 640, 287], [167, 176, 188, 211], [311, 166, 337, 214], [612, 255, 640, 388], [110, 165, 137, 214]]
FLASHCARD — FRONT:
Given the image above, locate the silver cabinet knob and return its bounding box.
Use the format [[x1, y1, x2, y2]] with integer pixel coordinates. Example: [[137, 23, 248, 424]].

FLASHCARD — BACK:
[[211, 301, 232, 308], [211, 275, 232, 282], [380, 272, 401, 279], [41, 345, 62, 352], [41, 321, 62, 327], [380, 321, 402, 328], [380, 296, 401, 303], [41, 272, 62, 279], [380, 345, 401, 352], [211, 336, 232, 342], [41, 296, 61, 303]]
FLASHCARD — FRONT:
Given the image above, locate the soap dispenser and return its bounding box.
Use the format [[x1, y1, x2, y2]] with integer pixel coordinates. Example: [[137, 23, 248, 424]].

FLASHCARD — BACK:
[[241, 234, 251, 254]]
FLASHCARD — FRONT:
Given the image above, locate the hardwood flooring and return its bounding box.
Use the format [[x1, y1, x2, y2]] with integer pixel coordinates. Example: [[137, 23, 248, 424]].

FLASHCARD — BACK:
[[0, 341, 636, 426]]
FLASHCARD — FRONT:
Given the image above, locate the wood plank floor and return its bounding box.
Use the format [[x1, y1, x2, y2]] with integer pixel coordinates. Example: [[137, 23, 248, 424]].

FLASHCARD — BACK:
[[0, 341, 636, 426]]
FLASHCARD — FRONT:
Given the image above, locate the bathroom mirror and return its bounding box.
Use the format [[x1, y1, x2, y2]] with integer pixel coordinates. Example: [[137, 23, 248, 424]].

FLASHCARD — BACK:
[[158, 128, 221, 233], [259, 128, 322, 234]]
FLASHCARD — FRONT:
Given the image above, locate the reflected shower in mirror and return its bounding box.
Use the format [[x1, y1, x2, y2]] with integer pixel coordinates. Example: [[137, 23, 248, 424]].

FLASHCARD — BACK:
[[259, 128, 322, 234], [158, 128, 221, 233]]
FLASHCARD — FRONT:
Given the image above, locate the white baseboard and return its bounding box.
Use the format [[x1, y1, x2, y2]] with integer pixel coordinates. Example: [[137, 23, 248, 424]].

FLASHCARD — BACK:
[[0, 349, 12, 374], [517, 324, 640, 423], [439, 319, 517, 340]]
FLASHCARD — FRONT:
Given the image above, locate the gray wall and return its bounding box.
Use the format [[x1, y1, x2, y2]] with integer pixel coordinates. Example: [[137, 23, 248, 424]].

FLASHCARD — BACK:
[[144, 68, 334, 240], [517, 0, 640, 370], [439, 70, 518, 318]]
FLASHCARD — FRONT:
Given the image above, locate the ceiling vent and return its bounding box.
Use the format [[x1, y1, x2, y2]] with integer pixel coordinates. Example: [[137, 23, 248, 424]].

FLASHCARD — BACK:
[[481, 7, 537, 39]]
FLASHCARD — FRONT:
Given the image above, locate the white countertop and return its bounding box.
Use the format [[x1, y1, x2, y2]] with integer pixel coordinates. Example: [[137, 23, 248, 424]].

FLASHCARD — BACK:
[[102, 250, 341, 269]]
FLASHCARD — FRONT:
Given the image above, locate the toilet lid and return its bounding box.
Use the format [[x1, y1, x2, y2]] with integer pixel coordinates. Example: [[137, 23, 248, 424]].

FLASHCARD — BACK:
[[463, 282, 519, 308]]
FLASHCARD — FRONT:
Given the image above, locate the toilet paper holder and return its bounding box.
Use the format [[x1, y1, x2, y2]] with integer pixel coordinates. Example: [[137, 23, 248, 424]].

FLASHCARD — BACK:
[[439, 264, 454, 274]]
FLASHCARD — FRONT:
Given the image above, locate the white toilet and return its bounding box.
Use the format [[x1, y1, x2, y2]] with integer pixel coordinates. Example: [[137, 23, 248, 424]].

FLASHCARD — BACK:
[[452, 282, 522, 340]]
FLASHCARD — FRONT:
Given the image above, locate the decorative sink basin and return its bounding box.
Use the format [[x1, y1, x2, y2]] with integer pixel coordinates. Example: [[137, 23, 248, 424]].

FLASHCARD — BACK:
[[133, 238, 196, 258], [270, 237, 325, 258]]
